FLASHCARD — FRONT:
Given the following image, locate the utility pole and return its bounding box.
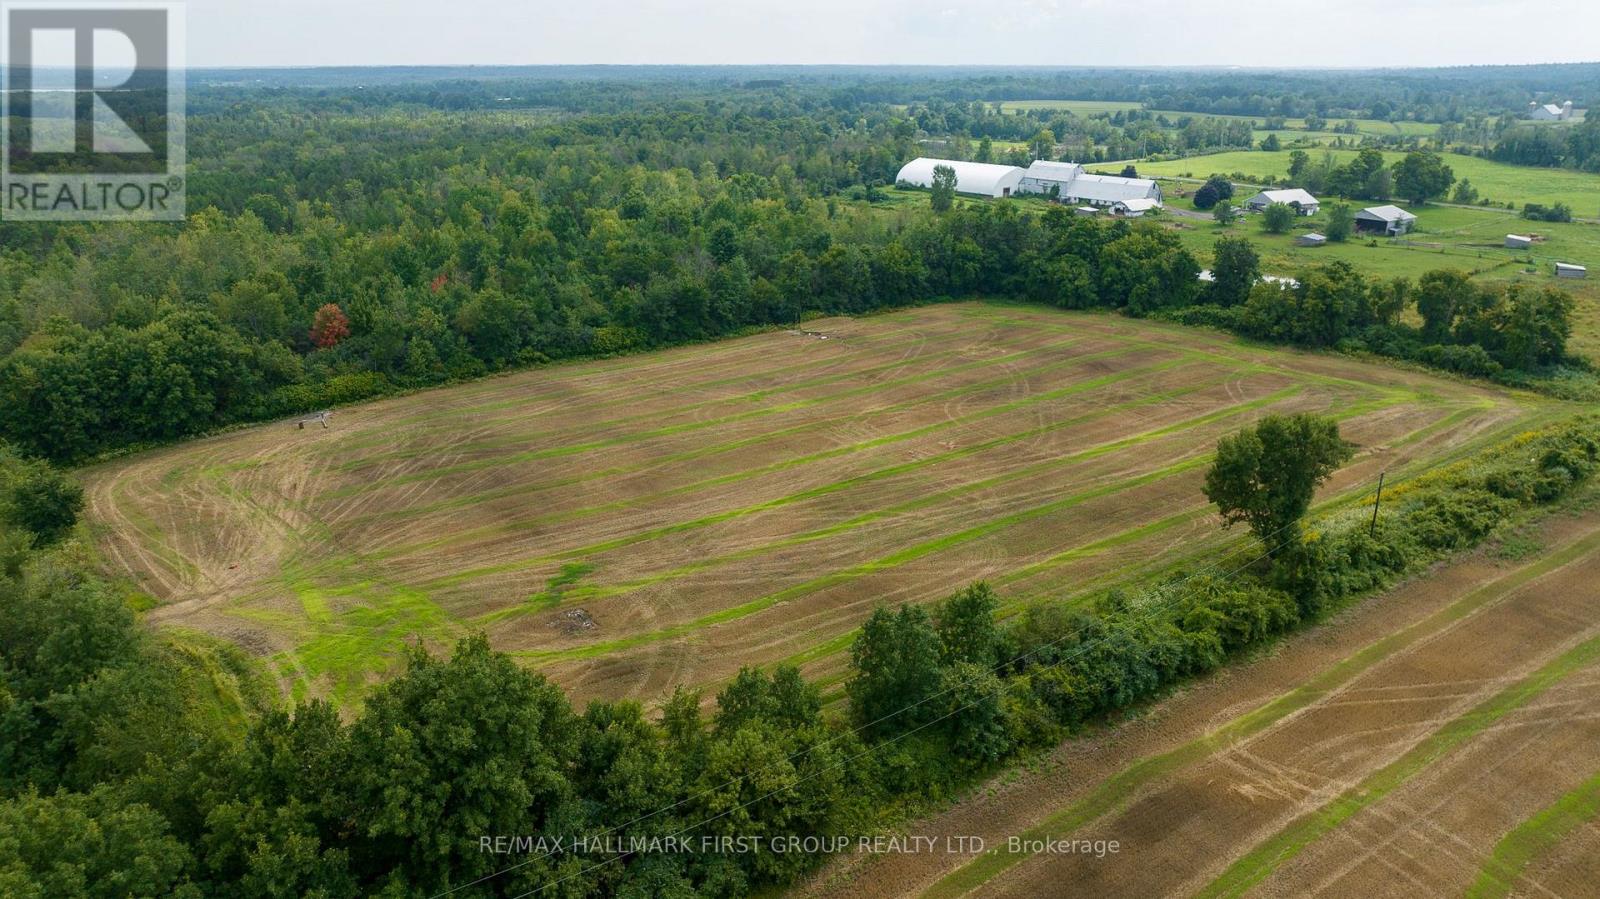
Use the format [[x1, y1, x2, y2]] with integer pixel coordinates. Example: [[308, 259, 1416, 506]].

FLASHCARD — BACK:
[[1370, 472, 1386, 537]]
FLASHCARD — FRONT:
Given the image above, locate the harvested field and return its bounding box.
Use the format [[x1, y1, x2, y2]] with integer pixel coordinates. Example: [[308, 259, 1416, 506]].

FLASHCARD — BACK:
[[800, 497, 1600, 899], [81, 302, 1551, 706]]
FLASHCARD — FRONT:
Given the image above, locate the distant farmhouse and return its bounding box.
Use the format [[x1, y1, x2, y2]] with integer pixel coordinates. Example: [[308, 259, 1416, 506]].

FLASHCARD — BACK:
[[1246, 188, 1320, 216], [897, 157, 1162, 207], [1355, 205, 1418, 236], [1528, 100, 1575, 121], [895, 158, 1025, 198]]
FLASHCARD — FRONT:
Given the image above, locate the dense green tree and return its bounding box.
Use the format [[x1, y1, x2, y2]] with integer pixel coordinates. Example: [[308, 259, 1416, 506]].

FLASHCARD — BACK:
[[1391, 150, 1454, 205], [1415, 269, 1476, 343], [1323, 202, 1354, 242], [0, 788, 200, 898], [1203, 414, 1354, 558], [930, 164, 958, 213], [1209, 237, 1260, 307], [1260, 202, 1296, 234], [0, 449, 83, 545], [934, 583, 1003, 668], [847, 605, 945, 739], [336, 635, 582, 893]]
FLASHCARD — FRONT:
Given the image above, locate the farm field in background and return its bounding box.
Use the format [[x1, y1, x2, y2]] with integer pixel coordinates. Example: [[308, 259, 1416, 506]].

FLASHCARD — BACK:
[[994, 100, 1440, 140], [82, 303, 1558, 707], [822, 495, 1600, 899], [1119, 149, 1600, 211], [1153, 202, 1600, 358]]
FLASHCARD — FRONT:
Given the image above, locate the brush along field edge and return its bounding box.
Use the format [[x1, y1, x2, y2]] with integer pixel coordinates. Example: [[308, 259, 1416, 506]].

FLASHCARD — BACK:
[[922, 516, 1600, 899]]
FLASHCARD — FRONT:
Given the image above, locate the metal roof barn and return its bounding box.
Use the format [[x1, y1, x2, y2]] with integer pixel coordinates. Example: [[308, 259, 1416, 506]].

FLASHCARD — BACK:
[[1355, 205, 1418, 235], [1247, 189, 1321, 214], [895, 158, 1025, 198]]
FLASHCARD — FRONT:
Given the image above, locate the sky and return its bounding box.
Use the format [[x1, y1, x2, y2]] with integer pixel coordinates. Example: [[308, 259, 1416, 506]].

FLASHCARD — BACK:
[[180, 0, 1600, 69]]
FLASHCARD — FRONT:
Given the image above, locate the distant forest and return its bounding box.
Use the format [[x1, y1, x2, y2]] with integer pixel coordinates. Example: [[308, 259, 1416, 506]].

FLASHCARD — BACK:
[[4, 66, 1594, 464], [191, 63, 1600, 121]]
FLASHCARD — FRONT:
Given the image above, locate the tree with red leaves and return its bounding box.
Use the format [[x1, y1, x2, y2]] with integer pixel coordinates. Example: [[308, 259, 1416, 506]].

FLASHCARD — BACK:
[[309, 304, 350, 349]]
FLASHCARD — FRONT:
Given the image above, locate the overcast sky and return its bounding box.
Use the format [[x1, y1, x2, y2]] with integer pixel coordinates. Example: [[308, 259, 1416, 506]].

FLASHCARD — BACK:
[[183, 0, 1600, 69]]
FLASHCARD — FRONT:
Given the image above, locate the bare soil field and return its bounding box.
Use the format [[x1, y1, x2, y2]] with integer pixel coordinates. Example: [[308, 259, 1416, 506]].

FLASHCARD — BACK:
[[797, 498, 1600, 899], [81, 302, 1551, 705]]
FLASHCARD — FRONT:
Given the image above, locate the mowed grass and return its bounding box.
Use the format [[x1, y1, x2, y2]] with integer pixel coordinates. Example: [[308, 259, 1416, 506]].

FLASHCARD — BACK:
[[81, 303, 1554, 706], [1120, 148, 1600, 211], [1155, 201, 1600, 358]]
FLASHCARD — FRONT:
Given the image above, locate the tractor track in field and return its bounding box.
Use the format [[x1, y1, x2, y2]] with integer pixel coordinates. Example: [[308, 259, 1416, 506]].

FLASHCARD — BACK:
[[792, 498, 1600, 899]]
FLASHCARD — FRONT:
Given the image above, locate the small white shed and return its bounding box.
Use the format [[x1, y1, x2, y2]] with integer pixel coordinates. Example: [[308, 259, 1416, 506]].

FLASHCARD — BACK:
[[1556, 262, 1587, 279], [1505, 234, 1533, 250]]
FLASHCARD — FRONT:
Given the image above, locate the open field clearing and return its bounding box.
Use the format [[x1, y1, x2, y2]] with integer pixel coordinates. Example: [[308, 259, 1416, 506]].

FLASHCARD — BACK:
[[993, 101, 1439, 140], [795, 494, 1600, 899], [1116, 149, 1600, 211], [82, 303, 1556, 706], [1155, 203, 1600, 358]]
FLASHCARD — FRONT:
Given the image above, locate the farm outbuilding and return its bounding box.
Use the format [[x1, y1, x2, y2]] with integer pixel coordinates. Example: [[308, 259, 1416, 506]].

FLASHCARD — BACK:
[[1060, 173, 1163, 207], [1557, 262, 1587, 279], [1018, 160, 1084, 197], [1016, 161, 1162, 207], [1528, 101, 1575, 121], [1246, 188, 1320, 216], [1355, 205, 1417, 236], [1296, 233, 1328, 247], [1506, 234, 1534, 249], [895, 158, 1025, 198], [1112, 198, 1161, 217]]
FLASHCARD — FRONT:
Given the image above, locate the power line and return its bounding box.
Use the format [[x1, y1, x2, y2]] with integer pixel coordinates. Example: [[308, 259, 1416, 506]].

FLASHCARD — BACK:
[[436, 479, 1368, 898], [501, 514, 1327, 899]]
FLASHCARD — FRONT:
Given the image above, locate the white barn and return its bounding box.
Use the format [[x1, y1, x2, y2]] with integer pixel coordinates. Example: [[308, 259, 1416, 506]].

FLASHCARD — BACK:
[[1355, 205, 1418, 236], [1246, 188, 1320, 216], [1018, 161, 1085, 197], [1529, 101, 1575, 121], [1061, 173, 1163, 207], [895, 158, 1025, 198], [1016, 161, 1162, 207]]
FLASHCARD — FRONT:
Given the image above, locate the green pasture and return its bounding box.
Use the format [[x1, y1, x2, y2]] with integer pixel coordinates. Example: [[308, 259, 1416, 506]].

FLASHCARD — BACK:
[[1123, 149, 1600, 211], [1157, 200, 1600, 357]]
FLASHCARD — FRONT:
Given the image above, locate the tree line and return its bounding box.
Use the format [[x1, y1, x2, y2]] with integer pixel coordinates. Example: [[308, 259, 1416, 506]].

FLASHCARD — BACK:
[[7, 400, 1598, 896]]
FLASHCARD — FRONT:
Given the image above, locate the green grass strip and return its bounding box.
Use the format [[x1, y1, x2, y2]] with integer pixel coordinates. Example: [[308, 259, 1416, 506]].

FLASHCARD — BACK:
[[1198, 628, 1600, 899], [428, 365, 1264, 591], [515, 454, 1215, 663], [340, 342, 1155, 527], [385, 351, 1195, 567], [327, 333, 1115, 494], [1467, 767, 1600, 899], [512, 386, 1406, 657], [923, 519, 1600, 899], [334, 323, 995, 459], [334, 315, 947, 447]]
